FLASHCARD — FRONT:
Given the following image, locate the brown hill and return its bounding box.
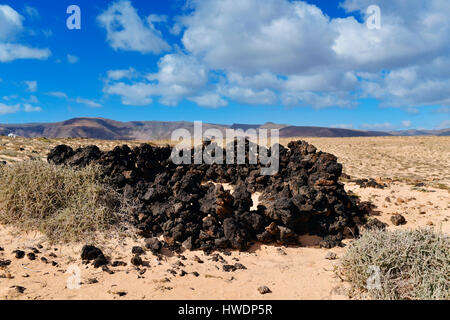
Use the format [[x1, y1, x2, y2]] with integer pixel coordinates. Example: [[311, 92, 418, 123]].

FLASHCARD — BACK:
[[0, 117, 446, 140]]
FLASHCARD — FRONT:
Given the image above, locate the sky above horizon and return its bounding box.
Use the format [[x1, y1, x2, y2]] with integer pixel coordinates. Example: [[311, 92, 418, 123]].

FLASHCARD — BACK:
[[0, 0, 449, 130]]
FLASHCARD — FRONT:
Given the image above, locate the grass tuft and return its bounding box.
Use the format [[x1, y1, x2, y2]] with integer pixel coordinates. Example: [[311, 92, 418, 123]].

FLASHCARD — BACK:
[[0, 160, 133, 243], [338, 228, 449, 300]]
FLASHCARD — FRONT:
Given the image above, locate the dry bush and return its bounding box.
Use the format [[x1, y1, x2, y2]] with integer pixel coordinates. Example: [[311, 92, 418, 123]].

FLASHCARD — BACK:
[[0, 161, 133, 243], [338, 228, 449, 300]]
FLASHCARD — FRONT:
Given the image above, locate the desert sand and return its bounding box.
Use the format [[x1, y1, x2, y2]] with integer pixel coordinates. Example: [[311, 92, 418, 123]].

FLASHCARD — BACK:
[[0, 136, 448, 300]]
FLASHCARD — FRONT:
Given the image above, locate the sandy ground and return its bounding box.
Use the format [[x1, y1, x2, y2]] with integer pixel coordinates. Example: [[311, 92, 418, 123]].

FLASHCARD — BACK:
[[0, 228, 349, 300], [0, 136, 448, 300], [1, 181, 447, 300]]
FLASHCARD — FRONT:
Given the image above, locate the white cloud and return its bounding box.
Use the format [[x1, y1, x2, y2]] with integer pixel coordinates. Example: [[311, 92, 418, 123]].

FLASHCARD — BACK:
[[285, 71, 358, 93], [180, 0, 450, 108], [0, 102, 20, 114], [47, 92, 68, 99], [219, 86, 277, 105], [23, 103, 41, 112], [101, 0, 450, 110], [24, 80, 37, 92], [436, 120, 450, 129], [147, 54, 207, 91], [188, 93, 227, 108], [401, 120, 412, 128], [104, 82, 153, 106], [104, 53, 208, 106], [76, 98, 102, 108], [107, 68, 137, 80], [97, 0, 170, 54], [181, 0, 336, 76], [333, 0, 450, 108], [67, 54, 79, 64], [226, 72, 283, 91], [27, 95, 39, 103], [2, 94, 18, 101], [336, 0, 450, 69], [361, 62, 450, 107], [0, 4, 23, 40], [0, 43, 50, 62], [281, 91, 356, 109], [0, 5, 50, 62]]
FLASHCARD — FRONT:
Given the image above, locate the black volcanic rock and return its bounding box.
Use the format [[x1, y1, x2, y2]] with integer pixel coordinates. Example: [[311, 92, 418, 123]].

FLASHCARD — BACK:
[[81, 245, 108, 268], [48, 139, 367, 251], [47, 145, 74, 165]]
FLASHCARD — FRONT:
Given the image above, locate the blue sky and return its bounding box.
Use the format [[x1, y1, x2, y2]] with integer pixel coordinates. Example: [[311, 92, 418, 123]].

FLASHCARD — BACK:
[[0, 0, 448, 130]]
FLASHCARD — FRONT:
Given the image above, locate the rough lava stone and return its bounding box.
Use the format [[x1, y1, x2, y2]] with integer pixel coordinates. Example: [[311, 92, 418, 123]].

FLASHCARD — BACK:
[[49, 139, 369, 251]]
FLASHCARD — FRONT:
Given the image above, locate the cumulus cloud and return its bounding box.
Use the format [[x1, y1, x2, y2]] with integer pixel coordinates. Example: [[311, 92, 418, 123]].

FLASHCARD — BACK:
[[218, 86, 278, 105], [0, 43, 50, 62], [337, 0, 450, 67], [97, 0, 170, 54], [281, 91, 356, 109], [107, 68, 137, 80], [0, 5, 50, 62], [101, 0, 450, 110], [334, 0, 450, 108], [361, 62, 450, 107], [188, 93, 228, 108], [181, 0, 336, 76], [0, 102, 20, 114], [104, 82, 153, 106], [23, 103, 42, 112], [0, 102, 41, 113], [104, 53, 208, 106], [24, 80, 37, 92], [0, 4, 23, 40]]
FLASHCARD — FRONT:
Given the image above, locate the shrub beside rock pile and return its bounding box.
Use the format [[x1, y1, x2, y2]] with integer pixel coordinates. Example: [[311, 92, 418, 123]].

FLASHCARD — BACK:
[[339, 228, 449, 300], [48, 140, 367, 251], [0, 161, 129, 242]]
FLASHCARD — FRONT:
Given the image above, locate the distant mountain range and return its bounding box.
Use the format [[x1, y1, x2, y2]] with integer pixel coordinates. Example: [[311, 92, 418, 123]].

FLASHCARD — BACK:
[[0, 118, 449, 140]]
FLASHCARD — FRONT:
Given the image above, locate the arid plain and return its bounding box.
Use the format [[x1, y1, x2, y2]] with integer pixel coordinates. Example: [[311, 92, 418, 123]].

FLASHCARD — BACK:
[[0, 136, 448, 300]]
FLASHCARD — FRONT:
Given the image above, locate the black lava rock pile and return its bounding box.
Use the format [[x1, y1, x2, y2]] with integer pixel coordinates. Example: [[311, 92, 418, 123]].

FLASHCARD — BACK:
[[48, 139, 367, 251]]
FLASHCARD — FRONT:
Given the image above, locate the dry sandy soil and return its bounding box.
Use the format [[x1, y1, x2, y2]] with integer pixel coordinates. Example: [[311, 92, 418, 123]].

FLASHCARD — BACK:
[[0, 136, 448, 300]]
